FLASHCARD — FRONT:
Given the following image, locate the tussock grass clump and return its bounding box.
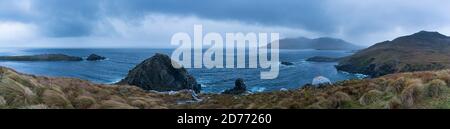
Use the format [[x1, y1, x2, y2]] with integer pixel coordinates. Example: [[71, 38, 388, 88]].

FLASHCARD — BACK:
[[73, 96, 97, 109], [0, 96, 6, 107], [306, 96, 332, 109], [359, 90, 384, 105], [41, 89, 73, 108], [305, 103, 325, 109], [385, 77, 406, 94], [385, 97, 402, 109], [99, 100, 136, 109], [436, 70, 450, 84], [329, 91, 352, 108], [108, 95, 127, 104], [415, 71, 436, 82], [400, 79, 425, 108], [128, 97, 165, 109], [94, 89, 113, 100], [130, 100, 149, 109], [8, 75, 38, 89], [424, 79, 447, 98], [20, 104, 49, 109], [0, 81, 37, 107], [117, 86, 145, 96]]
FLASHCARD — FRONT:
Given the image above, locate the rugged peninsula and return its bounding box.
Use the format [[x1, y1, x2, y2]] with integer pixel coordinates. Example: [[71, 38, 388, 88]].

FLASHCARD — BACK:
[[0, 54, 83, 61], [336, 31, 450, 77], [266, 37, 363, 50]]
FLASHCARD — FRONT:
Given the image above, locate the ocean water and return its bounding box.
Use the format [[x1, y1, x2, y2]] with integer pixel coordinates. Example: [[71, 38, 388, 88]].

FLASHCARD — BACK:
[[0, 48, 364, 93]]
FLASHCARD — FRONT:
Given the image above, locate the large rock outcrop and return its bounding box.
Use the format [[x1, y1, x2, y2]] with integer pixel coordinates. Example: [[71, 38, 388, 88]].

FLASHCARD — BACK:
[[117, 53, 201, 93], [336, 31, 450, 77]]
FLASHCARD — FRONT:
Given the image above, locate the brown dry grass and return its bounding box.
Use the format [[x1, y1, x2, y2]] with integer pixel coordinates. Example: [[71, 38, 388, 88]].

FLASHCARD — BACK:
[[4, 66, 450, 109]]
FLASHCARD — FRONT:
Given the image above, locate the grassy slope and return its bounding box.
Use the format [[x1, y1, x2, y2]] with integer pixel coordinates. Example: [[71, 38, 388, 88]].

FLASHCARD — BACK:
[[0, 67, 195, 109], [2, 66, 450, 109], [182, 70, 450, 109]]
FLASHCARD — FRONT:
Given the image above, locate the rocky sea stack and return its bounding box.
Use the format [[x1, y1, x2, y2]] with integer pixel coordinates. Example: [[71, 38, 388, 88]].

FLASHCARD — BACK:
[[336, 31, 450, 77], [222, 78, 248, 95], [86, 54, 106, 61], [117, 53, 201, 93]]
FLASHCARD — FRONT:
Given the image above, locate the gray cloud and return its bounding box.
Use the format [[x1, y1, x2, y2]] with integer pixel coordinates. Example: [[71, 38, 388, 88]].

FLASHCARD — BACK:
[[1, 0, 450, 46], [101, 0, 334, 32]]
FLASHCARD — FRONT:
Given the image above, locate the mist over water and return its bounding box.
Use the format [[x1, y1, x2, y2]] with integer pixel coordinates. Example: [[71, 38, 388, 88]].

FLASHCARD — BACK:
[[0, 48, 364, 93]]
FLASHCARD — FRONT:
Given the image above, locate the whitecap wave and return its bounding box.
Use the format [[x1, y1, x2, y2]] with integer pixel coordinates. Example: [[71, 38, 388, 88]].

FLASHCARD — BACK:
[[250, 87, 266, 93]]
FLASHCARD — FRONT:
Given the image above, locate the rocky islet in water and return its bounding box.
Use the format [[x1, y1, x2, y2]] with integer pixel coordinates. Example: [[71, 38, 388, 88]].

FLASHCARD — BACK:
[[86, 54, 106, 61], [0, 54, 83, 61], [117, 53, 201, 93]]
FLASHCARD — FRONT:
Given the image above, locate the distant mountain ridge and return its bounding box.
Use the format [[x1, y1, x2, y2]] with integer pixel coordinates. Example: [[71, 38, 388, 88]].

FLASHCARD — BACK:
[[267, 37, 363, 50], [336, 31, 450, 77]]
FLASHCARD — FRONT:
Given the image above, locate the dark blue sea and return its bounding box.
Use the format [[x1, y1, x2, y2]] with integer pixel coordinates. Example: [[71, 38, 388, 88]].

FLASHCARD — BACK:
[[0, 48, 365, 93]]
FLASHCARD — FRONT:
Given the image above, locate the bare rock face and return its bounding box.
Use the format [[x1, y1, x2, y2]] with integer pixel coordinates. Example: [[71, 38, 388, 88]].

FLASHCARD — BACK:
[[222, 78, 248, 95], [117, 53, 201, 93]]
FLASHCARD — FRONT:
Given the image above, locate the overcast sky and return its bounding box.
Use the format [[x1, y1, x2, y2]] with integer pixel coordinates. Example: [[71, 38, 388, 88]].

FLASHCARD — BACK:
[[1, 0, 450, 48]]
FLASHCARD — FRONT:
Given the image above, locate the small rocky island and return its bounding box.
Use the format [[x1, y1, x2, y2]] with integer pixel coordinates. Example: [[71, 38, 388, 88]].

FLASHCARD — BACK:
[[306, 56, 340, 62], [0, 54, 83, 61], [86, 54, 106, 61], [281, 61, 294, 66], [117, 53, 201, 93]]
